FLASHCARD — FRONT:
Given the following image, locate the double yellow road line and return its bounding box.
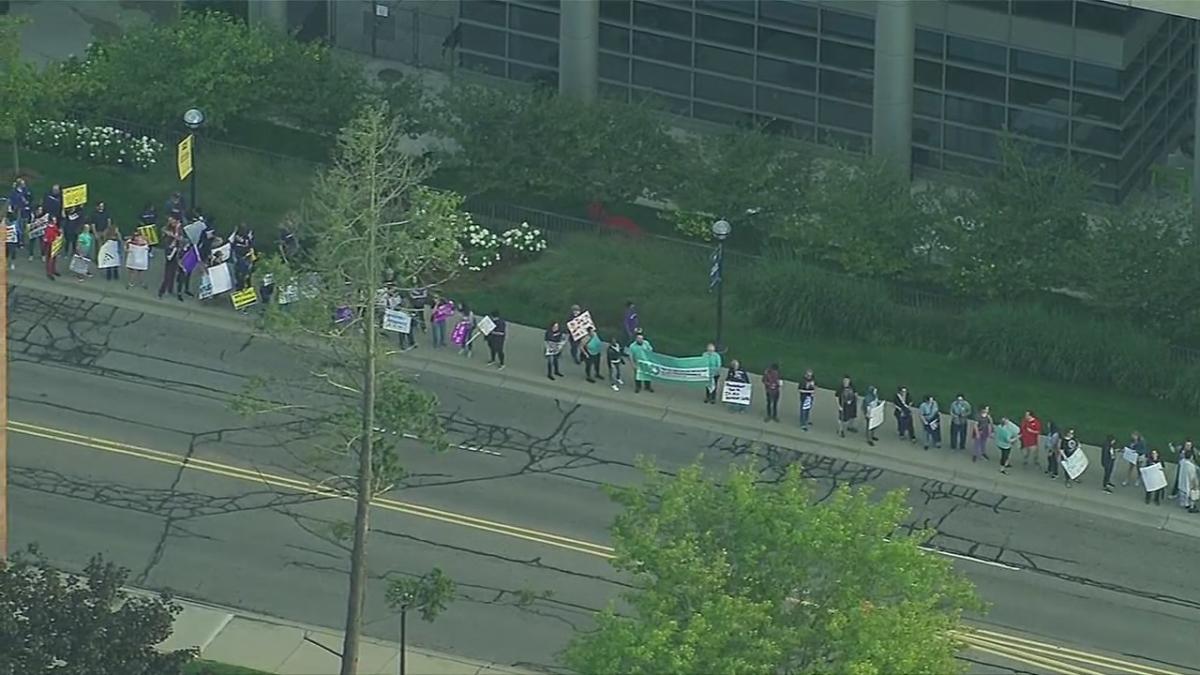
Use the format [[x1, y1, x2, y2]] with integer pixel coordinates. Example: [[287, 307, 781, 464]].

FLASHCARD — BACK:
[[8, 420, 1186, 675]]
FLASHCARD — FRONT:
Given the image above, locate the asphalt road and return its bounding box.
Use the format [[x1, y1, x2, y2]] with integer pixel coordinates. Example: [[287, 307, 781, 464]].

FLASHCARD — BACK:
[[8, 287, 1200, 675]]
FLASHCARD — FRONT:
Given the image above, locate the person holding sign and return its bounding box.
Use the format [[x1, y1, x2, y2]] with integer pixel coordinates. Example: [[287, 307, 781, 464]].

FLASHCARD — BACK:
[[100, 223, 122, 282], [42, 217, 61, 279], [798, 370, 816, 431], [567, 305, 585, 364], [544, 321, 566, 380], [1143, 449, 1166, 505], [1054, 428, 1080, 486], [919, 394, 941, 450], [836, 376, 858, 438], [125, 228, 150, 289], [725, 360, 750, 413], [863, 385, 884, 446], [628, 329, 654, 393], [485, 311, 507, 369], [25, 206, 48, 261], [1176, 448, 1198, 512], [1122, 431, 1148, 487], [762, 363, 782, 423], [4, 211, 19, 269]]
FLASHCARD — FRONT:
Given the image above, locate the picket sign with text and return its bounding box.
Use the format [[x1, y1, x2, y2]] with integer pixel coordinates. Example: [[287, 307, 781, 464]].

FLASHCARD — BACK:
[[382, 309, 413, 334], [1122, 447, 1140, 465], [63, 184, 88, 209], [231, 287, 258, 310], [125, 244, 150, 271], [69, 255, 90, 275], [50, 236, 63, 258], [137, 224, 159, 246], [1062, 450, 1089, 480], [566, 311, 595, 341], [1140, 464, 1168, 493], [198, 263, 233, 300], [5, 223, 16, 244], [211, 242, 231, 265], [98, 240, 120, 269], [868, 401, 885, 431], [721, 381, 752, 406]]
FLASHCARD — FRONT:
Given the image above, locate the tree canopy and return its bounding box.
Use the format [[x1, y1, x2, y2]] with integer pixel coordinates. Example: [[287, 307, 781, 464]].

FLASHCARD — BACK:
[[566, 463, 982, 675]]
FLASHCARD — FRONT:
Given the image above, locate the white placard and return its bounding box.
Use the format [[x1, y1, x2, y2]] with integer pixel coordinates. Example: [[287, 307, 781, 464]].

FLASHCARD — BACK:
[[98, 240, 120, 268], [545, 340, 565, 357], [1062, 450, 1089, 480], [1122, 447, 1140, 466], [383, 309, 412, 334], [567, 311, 595, 341], [125, 243, 150, 270], [279, 283, 299, 305], [69, 255, 90, 275], [211, 241, 232, 264], [5, 223, 16, 243], [721, 380, 752, 406], [184, 220, 207, 247], [1141, 464, 1168, 492], [476, 315, 496, 336], [27, 216, 48, 240], [198, 263, 233, 300], [868, 401, 885, 430]]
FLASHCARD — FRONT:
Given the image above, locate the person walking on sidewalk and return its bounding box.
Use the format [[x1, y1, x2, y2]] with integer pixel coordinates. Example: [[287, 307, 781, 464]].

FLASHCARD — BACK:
[[623, 301, 640, 342], [894, 385, 916, 443], [949, 394, 973, 451], [1098, 435, 1118, 493], [763, 363, 782, 422], [430, 296, 455, 349], [544, 321, 566, 380], [485, 311, 507, 369], [703, 342, 722, 404], [1123, 430, 1148, 487], [725, 359, 750, 413], [1144, 449, 1166, 505], [1019, 411, 1042, 467], [452, 304, 476, 358], [994, 415, 1019, 474], [628, 329, 654, 393], [1055, 427, 1079, 485], [583, 328, 603, 383], [863, 385, 882, 446], [567, 304, 585, 364], [606, 338, 626, 391], [798, 369, 816, 431], [971, 404, 992, 462], [43, 217, 61, 279], [919, 394, 941, 450], [835, 376, 857, 438]]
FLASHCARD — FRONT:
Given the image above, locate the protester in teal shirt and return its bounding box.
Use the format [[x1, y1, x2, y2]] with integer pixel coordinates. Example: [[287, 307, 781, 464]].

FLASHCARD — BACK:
[[628, 330, 655, 393], [994, 415, 1020, 474], [701, 342, 722, 404], [583, 329, 603, 383]]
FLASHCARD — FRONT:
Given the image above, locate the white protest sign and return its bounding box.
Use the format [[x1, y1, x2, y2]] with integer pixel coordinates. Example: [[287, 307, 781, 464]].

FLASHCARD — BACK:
[[184, 220, 207, 247], [1141, 464, 1168, 492], [1122, 447, 1140, 465], [27, 216, 48, 240], [198, 263, 233, 300], [69, 255, 90, 275], [5, 223, 16, 244], [1062, 450, 1089, 480], [279, 283, 299, 305], [211, 241, 232, 264], [545, 340, 565, 357], [125, 243, 150, 271], [476, 316, 496, 336], [98, 240, 120, 269], [567, 311, 595, 341], [383, 309, 412, 334], [868, 401, 885, 430], [721, 380, 752, 406]]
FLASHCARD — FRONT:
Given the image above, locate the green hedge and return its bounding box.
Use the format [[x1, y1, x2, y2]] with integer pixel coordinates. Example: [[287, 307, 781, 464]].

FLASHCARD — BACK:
[[739, 257, 1195, 411]]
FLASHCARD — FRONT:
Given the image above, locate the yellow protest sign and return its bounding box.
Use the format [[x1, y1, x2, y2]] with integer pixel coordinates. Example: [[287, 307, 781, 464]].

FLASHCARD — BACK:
[[63, 184, 88, 209], [178, 135, 194, 181], [231, 287, 258, 310], [50, 236, 63, 258], [137, 224, 159, 246]]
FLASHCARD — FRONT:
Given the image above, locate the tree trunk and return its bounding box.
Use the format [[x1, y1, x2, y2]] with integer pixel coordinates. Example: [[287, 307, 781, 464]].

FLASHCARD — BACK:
[[340, 128, 382, 675]]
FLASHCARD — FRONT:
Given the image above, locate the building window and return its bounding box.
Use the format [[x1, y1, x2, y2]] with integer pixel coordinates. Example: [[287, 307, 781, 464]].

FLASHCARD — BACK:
[[1074, 61, 1122, 93], [757, 56, 815, 90], [633, 59, 692, 95], [914, 89, 942, 117], [632, 1, 692, 36], [460, 53, 506, 76], [945, 125, 998, 159], [819, 69, 873, 105], [632, 30, 692, 65], [756, 85, 815, 120], [1010, 0, 1072, 25], [509, 4, 559, 37], [915, 59, 942, 88], [1009, 79, 1070, 114], [947, 35, 1006, 70], [913, 146, 942, 169], [944, 95, 1005, 129], [913, 117, 942, 147], [461, 23, 507, 56], [758, 26, 816, 61], [945, 65, 1006, 101], [1072, 121, 1121, 154], [509, 33, 558, 67], [820, 8, 873, 42], [1075, 0, 1135, 35], [461, 0, 507, 26], [759, 0, 817, 30], [694, 101, 755, 126], [632, 88, 692, 115], [694, 72, 753, 107], [600, 0, 631, 23], [1073, 91, 1122, 125], [916, 29, 944, 57], [695, 13, 755, 49], [600, 23, 631, 52], [508, 62, 557, 86], [695, 0, 756, 19], [600, 52, 630, 81], [696, 43, 753, 78], [819, 99, 873, 133], [1008, 108, 1069, 143], [821, 40, 873, 73], [1010, 49, 1070, 83]]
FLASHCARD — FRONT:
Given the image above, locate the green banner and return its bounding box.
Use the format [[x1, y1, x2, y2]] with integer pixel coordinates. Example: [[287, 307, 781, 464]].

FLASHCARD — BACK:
[[634, 352, 720, 384]]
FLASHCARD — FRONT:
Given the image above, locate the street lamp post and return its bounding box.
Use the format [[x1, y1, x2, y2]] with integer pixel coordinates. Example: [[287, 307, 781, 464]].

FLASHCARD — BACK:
[[182, 108, 205, 211], [397, 604, 410, 675], [710, 219, 732, 351]]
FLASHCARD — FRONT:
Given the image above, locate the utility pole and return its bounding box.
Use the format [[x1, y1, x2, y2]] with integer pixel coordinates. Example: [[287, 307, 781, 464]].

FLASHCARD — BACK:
[[1, 226, 9, 559]]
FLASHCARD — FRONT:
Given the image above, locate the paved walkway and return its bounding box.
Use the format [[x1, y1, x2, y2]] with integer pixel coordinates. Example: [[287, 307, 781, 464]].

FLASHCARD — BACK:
[[6, 252, 1200, 541]]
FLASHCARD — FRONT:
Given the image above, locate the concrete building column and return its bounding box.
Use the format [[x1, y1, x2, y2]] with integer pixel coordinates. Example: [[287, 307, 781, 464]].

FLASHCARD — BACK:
[[559, 0, 599, 102], [872, 0, 915, 179], [249, 0, 289, 33]]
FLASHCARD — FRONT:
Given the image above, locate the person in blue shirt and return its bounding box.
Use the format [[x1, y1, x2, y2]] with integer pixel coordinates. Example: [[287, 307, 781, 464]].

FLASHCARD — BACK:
[[582, 328, 603, 383]]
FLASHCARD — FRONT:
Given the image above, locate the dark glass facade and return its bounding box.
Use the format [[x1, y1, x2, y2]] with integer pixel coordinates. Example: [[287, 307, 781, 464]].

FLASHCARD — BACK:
[[455, 0, 1198, 201]]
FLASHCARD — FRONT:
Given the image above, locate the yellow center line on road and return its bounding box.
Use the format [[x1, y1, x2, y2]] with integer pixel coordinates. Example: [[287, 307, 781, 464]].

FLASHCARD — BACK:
[[8, 420, 1183, 675]]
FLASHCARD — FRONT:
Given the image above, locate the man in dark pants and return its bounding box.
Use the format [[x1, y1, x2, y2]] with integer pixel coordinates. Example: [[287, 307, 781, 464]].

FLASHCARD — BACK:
[[485, 311, 506, 370]]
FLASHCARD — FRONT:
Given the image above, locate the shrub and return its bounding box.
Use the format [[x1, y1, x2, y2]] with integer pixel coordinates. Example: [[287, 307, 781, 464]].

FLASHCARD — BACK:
[[500, 221, 548, 261], [458, 221, 502, 272], [24, 119, 163, 170]]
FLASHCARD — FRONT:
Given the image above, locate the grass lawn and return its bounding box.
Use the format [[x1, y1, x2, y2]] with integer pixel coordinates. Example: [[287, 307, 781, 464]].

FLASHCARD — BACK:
[[449, 231, 1194, 450], [182, 660, 269, 675], [6, 144, 318, 240]]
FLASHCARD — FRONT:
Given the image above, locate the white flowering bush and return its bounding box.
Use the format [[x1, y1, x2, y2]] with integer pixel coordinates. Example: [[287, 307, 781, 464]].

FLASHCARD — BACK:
[[24, 119, 164, 170], [500, 221, 548, 261], [458, 220, 502, 272]]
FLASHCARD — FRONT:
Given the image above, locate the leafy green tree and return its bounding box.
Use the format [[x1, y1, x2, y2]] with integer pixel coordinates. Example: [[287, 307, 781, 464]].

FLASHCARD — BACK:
[[0, 545, 196, 675], [0, 16, 40, 174], [566, 462, 982, 675], [237, 104, 469, 675]]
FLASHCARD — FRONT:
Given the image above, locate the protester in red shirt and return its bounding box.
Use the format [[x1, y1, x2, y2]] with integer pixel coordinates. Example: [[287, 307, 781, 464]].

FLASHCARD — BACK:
[[762, 363, 782, 423], [42, 218, 61, 279], [1020, 410, 1042, 467]]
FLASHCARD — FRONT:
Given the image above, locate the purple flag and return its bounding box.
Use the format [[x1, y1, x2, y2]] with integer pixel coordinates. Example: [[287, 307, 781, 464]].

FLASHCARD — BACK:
[[181, 246, 201, 275]]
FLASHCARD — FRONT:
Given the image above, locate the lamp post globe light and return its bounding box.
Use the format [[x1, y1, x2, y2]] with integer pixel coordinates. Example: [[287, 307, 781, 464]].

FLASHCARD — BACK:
[[182, 108, 205, 212], [710, 219, 732, 351]]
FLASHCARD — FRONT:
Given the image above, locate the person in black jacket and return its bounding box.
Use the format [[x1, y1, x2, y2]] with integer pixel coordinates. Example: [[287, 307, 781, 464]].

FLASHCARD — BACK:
[[894, 385, 916, 442], [606, 339, 626, 391], [836, 376, 857, 437], [544, 321, 565, 380], [1100, 434, 1117, 493], [486, 311, 506, 369]]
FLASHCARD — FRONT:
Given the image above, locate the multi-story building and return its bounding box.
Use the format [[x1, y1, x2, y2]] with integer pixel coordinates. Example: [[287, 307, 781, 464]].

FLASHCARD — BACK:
[[447, 0, 1200, 203]]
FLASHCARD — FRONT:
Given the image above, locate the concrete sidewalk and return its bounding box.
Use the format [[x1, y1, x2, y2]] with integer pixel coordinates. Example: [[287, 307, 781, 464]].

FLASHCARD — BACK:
[[148, 591, 527, 675], [7, 252, 1200, 541]]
